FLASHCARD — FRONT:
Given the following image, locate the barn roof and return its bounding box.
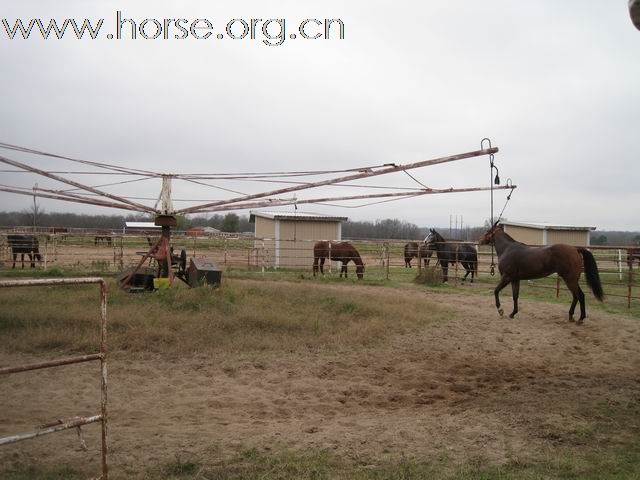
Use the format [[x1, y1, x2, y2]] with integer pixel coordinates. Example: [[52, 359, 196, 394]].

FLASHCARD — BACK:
[[250, 211, 348, 223], [124, 222, 161, 229], [501, 221, 596, 231]]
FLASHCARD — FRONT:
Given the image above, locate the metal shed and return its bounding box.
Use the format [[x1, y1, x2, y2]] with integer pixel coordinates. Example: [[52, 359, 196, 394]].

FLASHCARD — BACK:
[[123, 221, 161, 235], [501, 221, 595, 246], [250, 211, 347, 268]]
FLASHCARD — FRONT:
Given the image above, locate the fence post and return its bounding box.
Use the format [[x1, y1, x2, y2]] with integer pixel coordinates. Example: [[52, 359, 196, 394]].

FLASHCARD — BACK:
[[328, 242, 332, 274], [385, 243, 390, 280], [261, 239, 265, 276], [556, 274, 560, 298], [618, 249, 623, 281], [454, 245, 459, 286], [417, 245, 422, 274], [224, 238, 228, 265], [119, 237, 124, 270], [629, 260, 633, 309], [44, 237, 48, 269], [193, 236, 197, 259]]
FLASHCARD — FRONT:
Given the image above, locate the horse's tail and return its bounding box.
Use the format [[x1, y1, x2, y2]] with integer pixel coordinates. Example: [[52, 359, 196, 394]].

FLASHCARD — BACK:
[[578, 248, 604, 302]]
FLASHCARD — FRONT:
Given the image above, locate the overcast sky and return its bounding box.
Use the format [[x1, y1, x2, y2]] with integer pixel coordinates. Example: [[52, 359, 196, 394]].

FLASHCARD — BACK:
[[1, 1, 638, 230]]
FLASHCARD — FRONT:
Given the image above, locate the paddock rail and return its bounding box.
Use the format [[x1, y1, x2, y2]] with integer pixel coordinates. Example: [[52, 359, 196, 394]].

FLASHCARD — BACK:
[[0, 277, 108, 480]]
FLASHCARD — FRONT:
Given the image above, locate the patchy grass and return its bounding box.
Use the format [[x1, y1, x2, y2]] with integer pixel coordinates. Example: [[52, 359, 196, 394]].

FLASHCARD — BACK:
[[0, 277, 451, 356]]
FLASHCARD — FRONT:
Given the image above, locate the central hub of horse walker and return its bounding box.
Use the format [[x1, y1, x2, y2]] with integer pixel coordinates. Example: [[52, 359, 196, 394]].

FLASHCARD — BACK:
[[118, 213, 222, 292]]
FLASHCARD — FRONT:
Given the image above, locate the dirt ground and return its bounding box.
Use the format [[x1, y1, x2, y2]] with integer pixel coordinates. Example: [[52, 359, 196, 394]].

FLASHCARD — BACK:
[[1, 284, 639, 478]]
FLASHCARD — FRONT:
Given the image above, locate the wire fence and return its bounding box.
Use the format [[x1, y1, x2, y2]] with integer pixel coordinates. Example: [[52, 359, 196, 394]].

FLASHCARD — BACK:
[[1, 228, 638, 308]]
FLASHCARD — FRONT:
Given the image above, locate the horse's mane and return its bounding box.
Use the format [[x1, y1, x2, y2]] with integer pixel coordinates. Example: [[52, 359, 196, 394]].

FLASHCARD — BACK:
[[495, 228, 525, 246]]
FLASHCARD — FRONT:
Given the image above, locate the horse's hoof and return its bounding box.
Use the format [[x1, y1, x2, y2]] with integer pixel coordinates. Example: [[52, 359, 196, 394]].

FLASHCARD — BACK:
[[568, 316, 575, 323], [509, 314, 516, 319], [498, 308, 504, 317]]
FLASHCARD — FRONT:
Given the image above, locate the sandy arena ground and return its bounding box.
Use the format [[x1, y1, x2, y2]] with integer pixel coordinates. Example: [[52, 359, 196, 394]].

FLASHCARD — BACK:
[[1, 285, 639, 478]]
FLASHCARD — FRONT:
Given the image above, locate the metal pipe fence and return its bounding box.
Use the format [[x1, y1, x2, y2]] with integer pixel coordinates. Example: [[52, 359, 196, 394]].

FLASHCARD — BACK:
[[0, 277, 109, 480], [1, 229, 637, 308]]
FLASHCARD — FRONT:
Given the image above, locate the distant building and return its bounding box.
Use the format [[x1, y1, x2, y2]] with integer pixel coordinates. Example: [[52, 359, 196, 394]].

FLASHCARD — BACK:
[[501, 221, 595, 246], [185, 226, 221, 237], [123, 222, 161, 235], [250, 211, 348, 268]]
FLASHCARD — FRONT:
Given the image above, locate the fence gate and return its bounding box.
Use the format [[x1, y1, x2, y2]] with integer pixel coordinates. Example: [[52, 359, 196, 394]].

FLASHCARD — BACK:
[[0, 277, 108, 480]]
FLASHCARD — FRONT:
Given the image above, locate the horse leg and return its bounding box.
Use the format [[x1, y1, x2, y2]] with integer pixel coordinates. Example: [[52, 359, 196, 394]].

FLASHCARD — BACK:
[[12, 253, 17, 269], [509, 280, 520, 318], [29, 253, 35, 269], [341, 261, 348, 278], [313, 257, 318, 277], [319, 258, 325, 275], [565, 278, 586, 323], [21, 253, 26, 269], [461, 262, 470, 283], [441, 261, 448, 283], [494, 276, 511, 317]]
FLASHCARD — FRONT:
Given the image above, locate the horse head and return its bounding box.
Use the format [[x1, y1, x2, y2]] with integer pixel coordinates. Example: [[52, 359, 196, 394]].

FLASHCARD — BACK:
[[479, 222, 502, 245], [356, 263, 365, 280], [424, 228, 443, 245]]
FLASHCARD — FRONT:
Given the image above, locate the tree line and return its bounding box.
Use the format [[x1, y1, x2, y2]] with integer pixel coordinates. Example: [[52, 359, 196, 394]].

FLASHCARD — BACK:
[[0, 210, 638, 244]]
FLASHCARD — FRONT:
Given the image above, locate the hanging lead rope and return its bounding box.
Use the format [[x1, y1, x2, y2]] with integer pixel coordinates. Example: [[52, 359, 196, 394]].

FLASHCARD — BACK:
[[489, 180, 515, 276]]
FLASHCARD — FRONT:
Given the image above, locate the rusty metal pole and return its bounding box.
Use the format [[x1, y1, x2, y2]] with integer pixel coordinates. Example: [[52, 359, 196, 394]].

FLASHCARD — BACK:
[[99, 280, 109, 480]]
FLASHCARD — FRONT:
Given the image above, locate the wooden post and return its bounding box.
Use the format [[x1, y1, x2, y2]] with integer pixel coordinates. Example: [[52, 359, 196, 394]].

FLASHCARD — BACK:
[[385, 244, 390, 280], [418, 246, 422, 274], [261, 240, 265, 276], [629, 261, 633, 309], [328, 242, 332, 274], [618, 249, 623, 281], [454, 245, 459, 286], [224, 238, 228, 265], [556, 274, 560, 298], [193, 236, 197, 259], [44, 237, 48, 269], [119, 237, 124, 270]]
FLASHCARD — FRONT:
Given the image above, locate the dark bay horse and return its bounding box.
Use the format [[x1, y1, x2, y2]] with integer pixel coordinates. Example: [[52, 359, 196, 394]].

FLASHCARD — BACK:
[[424, 229, 478, 283], [313, 241, 365, 279], [479, 223, 604, 323], [7, 234, 42, 269], [403, 242, 434, 268]]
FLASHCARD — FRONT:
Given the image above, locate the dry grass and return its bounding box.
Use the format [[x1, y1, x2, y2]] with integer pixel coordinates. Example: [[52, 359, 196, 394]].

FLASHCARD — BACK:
[[0, 278, 451, 357]]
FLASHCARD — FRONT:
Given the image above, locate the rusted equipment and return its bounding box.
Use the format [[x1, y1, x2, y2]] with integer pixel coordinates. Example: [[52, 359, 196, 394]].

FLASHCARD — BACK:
[[0, 277, 109, 480], [187, 258, 222, 287]]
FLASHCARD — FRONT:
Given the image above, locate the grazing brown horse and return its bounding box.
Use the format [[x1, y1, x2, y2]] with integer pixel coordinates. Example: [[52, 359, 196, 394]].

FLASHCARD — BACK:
[[403, 242, 434, 268], [313, 241, 365, 279], [479, 223, 604, 323]]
